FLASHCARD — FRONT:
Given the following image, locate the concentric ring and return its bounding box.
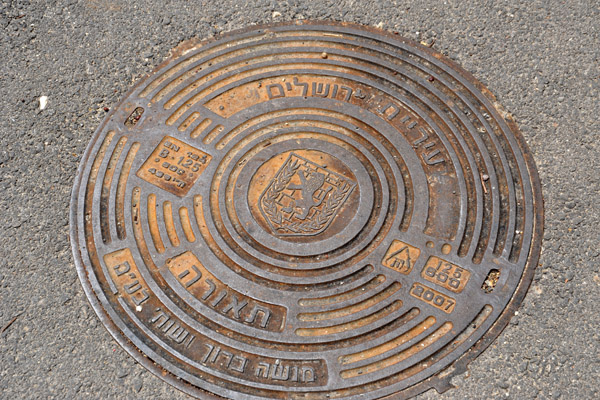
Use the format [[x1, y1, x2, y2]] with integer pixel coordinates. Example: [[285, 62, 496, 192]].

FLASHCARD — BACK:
[[213, 114, 399, 266]]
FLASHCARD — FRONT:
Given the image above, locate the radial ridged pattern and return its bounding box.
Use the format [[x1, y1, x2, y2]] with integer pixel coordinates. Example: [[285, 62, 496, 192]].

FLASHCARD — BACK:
[[70, 22, 543, 399]]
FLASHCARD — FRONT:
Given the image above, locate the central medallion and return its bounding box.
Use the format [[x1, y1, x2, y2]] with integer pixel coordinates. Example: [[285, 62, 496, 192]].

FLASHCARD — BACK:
[[258, 151, 357, 237], [234, 137, 384, 260]]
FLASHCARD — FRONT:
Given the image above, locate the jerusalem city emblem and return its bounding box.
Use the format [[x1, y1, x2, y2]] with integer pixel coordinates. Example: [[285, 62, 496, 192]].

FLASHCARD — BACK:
[[259, 153, 357, 236]]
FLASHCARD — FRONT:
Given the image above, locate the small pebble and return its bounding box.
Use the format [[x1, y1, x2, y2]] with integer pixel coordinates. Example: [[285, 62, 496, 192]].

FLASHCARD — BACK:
[[565, 271, 575, 281], [39, 96, 48, 110]]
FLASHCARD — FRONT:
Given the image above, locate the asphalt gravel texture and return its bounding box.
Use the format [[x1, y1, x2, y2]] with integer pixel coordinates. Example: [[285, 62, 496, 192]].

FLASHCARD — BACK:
[[1, 0, 599, 399]]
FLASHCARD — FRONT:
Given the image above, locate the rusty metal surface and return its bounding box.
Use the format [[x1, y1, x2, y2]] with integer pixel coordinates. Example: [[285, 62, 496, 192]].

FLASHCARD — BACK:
[[70, 21, 543, 399]]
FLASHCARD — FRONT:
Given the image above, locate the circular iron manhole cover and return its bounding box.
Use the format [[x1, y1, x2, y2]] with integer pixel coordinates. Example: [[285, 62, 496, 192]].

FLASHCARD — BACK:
[[70, 22, 543, 399]]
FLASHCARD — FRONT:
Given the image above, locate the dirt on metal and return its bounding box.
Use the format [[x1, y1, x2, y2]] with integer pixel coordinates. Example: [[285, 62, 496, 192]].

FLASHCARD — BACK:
[[70, 21, 543, 399]]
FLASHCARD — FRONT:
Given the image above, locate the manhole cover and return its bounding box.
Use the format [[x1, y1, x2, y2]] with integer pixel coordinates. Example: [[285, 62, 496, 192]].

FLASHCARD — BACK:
[[70, 22, 543, 399]]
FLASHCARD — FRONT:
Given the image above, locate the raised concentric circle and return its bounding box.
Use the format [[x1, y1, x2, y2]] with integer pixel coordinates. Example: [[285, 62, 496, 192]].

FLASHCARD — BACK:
[[70, 21, 543, 399]]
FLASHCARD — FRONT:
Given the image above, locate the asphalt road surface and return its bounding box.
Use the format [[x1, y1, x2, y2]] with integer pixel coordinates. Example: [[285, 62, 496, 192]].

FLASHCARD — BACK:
[[1, 0, 599, 399]]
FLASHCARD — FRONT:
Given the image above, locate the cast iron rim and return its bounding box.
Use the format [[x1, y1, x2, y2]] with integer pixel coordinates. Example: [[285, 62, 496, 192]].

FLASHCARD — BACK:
[[70, 20, 544, 399]]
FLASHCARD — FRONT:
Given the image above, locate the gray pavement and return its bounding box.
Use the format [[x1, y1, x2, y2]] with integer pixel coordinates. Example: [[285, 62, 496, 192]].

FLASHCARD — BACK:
[[0, 0, 599, 399]]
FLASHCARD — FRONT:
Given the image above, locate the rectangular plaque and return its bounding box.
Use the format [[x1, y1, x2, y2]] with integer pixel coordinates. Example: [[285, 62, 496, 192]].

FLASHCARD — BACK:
[[136, 136, 211, 197]]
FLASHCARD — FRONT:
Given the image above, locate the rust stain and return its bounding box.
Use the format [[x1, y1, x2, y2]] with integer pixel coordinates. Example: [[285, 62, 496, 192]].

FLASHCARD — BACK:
[[147, 193, 165, 253], [115, 142, 139, 240], [339, 316, 437, 365], [298, 275, 386, 307], [100, 136, 127, 243], [163, 201, 180, 247], [297, 282, 401, 322], [178, 207, 196, 243], [340, 322, 453, 379], [295, 300, 403, 337]]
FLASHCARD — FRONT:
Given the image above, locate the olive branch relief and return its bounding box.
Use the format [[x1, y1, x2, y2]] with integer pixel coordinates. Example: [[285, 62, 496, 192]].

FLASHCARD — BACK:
[[261, 159, 300, 227]]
